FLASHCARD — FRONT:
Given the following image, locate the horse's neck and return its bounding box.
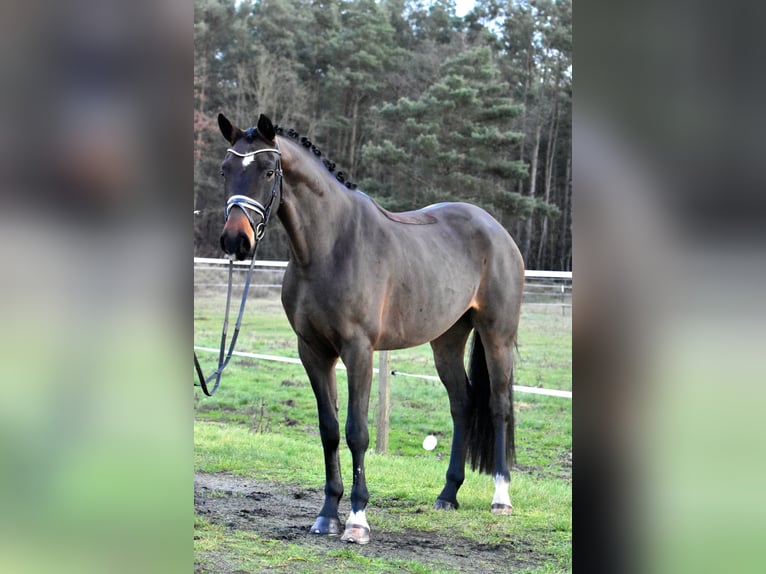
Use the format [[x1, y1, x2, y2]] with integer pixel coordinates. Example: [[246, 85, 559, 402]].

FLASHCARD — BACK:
[[277, 138, 356, 267]]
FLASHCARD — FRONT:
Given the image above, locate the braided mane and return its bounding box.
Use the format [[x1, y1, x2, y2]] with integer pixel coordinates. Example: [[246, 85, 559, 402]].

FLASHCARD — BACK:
[[269, 124, 358, 190]]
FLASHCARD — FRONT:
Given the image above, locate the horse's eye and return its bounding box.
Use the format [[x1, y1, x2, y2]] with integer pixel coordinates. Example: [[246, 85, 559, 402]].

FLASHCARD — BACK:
[[220, 170, 224, 177], [266, 170, 275, 178]]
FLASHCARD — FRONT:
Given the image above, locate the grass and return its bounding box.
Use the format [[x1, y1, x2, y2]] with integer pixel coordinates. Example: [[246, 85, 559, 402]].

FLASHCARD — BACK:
[[194, 286, 571, 572]]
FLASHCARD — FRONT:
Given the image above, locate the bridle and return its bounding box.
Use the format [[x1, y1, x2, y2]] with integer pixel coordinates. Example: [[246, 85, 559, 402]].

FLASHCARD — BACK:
[[193, 139, 283, 397], [223, 143, 283, 240]]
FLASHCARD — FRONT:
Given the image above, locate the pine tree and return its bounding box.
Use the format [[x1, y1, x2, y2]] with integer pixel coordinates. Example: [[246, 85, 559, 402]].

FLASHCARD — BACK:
[[319, 0, 405, 173], [361, 46, 554, 226], [192, 0, 571, 267]]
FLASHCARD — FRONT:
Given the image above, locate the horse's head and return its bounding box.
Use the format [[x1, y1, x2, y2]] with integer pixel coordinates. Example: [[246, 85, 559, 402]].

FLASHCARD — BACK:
[[217, 113, 281, 260]]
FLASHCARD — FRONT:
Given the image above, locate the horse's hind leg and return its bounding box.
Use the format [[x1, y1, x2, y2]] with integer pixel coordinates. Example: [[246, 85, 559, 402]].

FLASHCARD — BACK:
[[430, 316, 473, 510], [299, 340, 344, 535], [471, 246, 522, 514], [477, 331, 517, 515]]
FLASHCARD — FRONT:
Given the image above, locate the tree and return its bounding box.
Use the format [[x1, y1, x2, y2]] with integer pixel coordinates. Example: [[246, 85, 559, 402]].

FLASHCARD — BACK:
[[318, 0, 404, 174], [194, 0, 241, 256], [408, 0, 463, 44], [361, 47, 554, 227], [192, 0, 572, 269], [473, 0, 572, 268]]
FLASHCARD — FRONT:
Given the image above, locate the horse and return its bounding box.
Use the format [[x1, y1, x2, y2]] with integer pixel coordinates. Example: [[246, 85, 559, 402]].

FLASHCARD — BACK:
[[216, 113, 524, 545]]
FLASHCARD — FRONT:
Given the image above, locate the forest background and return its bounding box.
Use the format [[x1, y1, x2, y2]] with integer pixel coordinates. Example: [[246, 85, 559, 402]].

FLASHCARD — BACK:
[[194, 0, 571, 270]]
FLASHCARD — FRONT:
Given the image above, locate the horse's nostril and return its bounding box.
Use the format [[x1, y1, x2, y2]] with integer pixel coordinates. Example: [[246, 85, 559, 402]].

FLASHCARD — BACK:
[[238, 232, 251, 255], [235, 233, 252, 260], [221, 231, 251, 260], [220, 232, 241, 256]]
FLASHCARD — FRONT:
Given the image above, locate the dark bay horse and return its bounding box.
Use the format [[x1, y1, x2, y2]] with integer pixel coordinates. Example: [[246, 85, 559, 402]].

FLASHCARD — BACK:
[[217, 113, 524, 544]]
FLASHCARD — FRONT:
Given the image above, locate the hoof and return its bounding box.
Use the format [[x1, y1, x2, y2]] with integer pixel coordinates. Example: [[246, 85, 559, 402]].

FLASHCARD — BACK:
[[491, 503, 513, 515], [434, 498, 459, 510], [310, 516, 341, 535], [340, 524, 371, 545]]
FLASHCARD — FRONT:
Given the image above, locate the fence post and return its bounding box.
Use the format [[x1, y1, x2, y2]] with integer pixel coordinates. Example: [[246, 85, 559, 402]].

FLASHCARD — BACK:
[[561, 283, 566, 316], [375, 351, 391, 454]]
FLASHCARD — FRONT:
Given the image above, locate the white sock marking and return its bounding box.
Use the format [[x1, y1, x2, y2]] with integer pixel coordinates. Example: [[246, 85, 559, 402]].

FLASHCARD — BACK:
[[492, 474, 512, 507], [346, 509, 369, 530]]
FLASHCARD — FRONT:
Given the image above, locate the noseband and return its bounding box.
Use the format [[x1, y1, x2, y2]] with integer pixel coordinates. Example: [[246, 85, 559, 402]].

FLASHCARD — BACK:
[[224, 144, 283, 240]]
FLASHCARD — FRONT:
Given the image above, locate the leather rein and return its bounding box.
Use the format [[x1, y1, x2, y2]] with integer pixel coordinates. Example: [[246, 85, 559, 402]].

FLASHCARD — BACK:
[[193, 142, 282, 396]]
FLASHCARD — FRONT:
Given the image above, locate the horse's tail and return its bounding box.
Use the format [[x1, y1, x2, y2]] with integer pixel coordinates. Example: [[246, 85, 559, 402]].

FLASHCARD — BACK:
[[465, 331, 516, 474]]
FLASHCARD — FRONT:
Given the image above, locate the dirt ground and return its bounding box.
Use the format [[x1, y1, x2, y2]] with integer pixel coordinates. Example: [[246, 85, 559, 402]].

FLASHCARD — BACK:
[[195, 472, 557, 573]]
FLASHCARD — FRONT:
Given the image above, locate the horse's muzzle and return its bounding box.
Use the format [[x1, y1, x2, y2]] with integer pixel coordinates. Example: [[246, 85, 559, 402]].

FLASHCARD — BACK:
[[220, 230, 252, 261]]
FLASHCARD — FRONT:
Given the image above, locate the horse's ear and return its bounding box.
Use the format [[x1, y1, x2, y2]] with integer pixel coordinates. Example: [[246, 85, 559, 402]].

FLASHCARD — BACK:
[[257, 114, 276, 142], [218, 113, 243, 144]]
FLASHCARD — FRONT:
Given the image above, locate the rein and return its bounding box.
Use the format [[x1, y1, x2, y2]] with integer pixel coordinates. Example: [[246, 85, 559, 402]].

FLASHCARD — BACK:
[[194, 142, 282, 396]]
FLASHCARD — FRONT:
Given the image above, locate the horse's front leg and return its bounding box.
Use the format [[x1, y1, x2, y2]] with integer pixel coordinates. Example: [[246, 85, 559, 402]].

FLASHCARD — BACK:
[[299, 340, 344, 535], [339, 342, 374, 544]]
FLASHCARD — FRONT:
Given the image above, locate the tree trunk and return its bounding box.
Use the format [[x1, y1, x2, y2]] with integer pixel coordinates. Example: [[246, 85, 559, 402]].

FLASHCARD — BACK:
[[522, 54, 551, 267], [523, 122, 542, 266], [194, 40, 209, 213], [349, 92, 360, 174], [559, 155, 572, 271], [537, 87, 561, 267]]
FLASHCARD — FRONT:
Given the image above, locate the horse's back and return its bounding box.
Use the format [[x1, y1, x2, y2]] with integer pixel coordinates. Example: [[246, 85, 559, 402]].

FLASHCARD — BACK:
[[412, 202, 522, 264], [369, 201, 524, 348]]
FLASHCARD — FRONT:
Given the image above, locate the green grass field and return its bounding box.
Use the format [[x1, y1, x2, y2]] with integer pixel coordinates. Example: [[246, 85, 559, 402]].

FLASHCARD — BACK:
[[194, 286, 571, 573]]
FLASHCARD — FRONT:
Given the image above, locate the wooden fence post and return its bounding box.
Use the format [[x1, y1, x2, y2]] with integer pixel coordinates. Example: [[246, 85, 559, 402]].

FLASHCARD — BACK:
[[375, 351, 391, 454]]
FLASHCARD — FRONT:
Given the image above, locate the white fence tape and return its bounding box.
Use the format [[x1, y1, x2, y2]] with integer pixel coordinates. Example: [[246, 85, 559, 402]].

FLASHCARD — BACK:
[[194, 346, 571, 399], [193, 258, 571, 280]]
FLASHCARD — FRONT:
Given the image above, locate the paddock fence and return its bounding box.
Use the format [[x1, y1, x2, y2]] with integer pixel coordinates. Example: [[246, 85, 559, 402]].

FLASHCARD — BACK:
[[194, 258, 572, 452], [194, 257, 572, 399], [193, 257, 572, 310]]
